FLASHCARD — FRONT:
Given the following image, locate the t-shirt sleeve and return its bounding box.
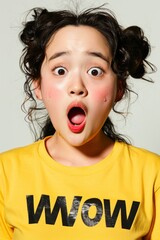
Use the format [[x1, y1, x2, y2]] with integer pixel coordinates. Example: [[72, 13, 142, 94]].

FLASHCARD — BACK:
[[0, 159, 13, 240], [145, 186, 160, 240], [150, 187, 160, 239]]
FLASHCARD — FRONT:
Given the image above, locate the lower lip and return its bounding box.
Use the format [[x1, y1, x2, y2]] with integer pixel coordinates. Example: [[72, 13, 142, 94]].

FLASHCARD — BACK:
[[67, 120, 86, 133]]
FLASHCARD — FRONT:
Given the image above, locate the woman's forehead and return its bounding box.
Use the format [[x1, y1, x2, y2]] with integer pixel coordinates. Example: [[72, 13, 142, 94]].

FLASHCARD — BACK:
[[46, 25, 112, 58]]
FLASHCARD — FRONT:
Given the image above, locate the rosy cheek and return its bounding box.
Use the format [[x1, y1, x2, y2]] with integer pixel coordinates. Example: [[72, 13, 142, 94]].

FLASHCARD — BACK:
[[43, 87, 61, 101], [93, 89, 111, 102], [49, 89, 59, 99]]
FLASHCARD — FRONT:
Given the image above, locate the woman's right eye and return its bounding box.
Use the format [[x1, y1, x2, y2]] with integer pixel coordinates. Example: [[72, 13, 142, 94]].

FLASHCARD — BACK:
[[53, 67, 67, 76]]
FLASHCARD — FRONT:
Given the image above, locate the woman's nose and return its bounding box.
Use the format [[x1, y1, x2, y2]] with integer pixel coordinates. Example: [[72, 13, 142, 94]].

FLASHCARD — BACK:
[[68, 77, 88, 97]]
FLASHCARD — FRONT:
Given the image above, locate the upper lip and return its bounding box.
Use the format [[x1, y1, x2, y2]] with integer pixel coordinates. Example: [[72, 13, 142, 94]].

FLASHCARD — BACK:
[[67, 101, 87, 117]]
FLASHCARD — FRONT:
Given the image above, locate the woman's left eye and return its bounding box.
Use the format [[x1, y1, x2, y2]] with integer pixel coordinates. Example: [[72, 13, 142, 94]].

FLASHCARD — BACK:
[[88, 67, 103, 76]]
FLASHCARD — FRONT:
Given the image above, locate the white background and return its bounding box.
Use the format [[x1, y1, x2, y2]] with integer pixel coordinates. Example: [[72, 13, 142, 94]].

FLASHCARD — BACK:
[[0, 0, 160, 154]]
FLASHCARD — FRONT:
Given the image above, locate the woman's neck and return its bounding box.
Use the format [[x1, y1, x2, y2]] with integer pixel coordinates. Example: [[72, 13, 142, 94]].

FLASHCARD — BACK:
[[45, 131, 115, 167]]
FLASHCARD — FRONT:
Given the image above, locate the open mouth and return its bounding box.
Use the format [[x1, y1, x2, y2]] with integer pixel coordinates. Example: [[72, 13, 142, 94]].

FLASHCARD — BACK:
[[68, 107, 86, 125], [67, 105, 86, 133]]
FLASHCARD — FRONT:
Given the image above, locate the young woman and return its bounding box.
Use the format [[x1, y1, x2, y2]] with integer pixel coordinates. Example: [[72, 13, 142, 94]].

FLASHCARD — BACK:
[[0, 6, 160, 240]]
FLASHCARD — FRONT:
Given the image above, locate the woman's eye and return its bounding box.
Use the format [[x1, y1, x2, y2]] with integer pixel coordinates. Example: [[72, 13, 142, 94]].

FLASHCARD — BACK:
[[88, 67, 103, 76], [53, 67, 67, 76]]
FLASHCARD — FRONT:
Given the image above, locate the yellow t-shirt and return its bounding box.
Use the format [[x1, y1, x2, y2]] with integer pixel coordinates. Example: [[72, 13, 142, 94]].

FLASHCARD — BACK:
[[0, 139, 160, 240]]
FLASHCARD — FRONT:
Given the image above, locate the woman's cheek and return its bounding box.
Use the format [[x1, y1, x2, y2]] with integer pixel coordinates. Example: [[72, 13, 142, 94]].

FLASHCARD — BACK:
[[43, 88, 62, 120], [92, 88, 114, 103], [43, 86, 62, 101]]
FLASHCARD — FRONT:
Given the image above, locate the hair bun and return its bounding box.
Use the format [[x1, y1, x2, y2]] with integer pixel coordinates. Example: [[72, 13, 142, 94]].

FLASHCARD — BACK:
[[122, 26, 151, 78]]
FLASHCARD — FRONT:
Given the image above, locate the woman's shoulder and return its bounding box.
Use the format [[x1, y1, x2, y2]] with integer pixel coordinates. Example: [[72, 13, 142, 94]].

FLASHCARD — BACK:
[[0, 139, 44, 164], [116, 141, 160, 165], [128, 143, 159, 159], [116, 142, 160, 189]]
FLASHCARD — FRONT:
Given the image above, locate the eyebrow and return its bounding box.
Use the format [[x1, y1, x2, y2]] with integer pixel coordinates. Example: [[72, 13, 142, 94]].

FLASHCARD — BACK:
[[48, 51, 111, 64], [86, 51, 111, 64], [48, 51, 69, 61]]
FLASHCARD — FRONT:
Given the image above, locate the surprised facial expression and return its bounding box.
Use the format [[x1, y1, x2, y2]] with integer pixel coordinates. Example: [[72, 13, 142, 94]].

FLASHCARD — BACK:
[[35, 25, 118, 146]]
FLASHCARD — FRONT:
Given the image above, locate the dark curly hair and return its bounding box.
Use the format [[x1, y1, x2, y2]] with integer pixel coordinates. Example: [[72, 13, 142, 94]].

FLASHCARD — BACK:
[[19, 5, 155, 142]]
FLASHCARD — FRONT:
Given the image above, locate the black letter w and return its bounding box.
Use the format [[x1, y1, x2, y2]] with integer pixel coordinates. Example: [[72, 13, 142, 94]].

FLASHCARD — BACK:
[[104, 200, 140, 229], [26, 195, 82, 225]]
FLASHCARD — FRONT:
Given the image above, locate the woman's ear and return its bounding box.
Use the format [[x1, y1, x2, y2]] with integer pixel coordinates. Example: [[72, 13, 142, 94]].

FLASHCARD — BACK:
[[33, 80, 42, 100], [115, 79, 126, 102]]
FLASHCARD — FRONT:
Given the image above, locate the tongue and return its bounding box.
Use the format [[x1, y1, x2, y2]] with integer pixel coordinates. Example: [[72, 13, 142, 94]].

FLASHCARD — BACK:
[[69, 108, 85, 125]]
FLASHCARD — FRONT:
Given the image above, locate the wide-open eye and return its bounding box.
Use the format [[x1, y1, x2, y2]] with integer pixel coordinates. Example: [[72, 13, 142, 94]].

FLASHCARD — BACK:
[[88, 67, 103, 76], [53, 67, 67, 76]]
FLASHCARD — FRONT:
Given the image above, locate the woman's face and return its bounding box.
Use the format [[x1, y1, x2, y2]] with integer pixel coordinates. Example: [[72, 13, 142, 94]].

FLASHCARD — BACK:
[[35, 25, 120, 146]]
